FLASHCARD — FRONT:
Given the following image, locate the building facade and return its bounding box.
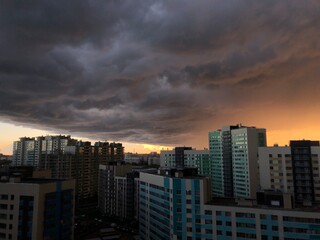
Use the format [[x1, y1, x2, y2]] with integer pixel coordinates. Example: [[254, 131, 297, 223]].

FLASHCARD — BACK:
[[13, 137, 37, 167], [139, 169, 320, 240], [12, 135, 76, 168], [259, 140, 320, 204], [12, 136, 125, 203], [209, 125, 267, 198], [98, 163, 133, 219], [0, 177, 75, 240], [139, 169, 212, 240], [160, 148, 210, 174]]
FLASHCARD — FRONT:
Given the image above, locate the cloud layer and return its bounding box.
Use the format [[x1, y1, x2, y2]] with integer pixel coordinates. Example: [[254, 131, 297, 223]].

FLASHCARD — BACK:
[[1, 0, 320, 146]]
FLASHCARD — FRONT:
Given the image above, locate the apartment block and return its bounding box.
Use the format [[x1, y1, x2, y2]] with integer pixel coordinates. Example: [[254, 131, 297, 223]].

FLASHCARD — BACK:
[[160, 148, 210, 174], [259, 140, 320, 204], [139, 169, 212, 239], [12, 137, 37, 167], [0, 177, 75, 240], [13, 135, 76, 168], [94, 142, 124, 165], [13, 136, 125, 203], [259, 145, 293, 193], [98, 163, 133, 219], [138, 169, 320, 240], [209, 125, 266, 198]]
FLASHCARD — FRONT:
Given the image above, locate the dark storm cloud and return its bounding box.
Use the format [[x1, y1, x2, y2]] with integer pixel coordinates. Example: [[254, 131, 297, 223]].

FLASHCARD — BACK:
[[1, 0, 320, 145]]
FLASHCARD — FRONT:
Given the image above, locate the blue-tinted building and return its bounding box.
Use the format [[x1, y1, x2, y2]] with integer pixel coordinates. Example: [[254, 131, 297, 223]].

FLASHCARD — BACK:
[[139, 168, 212, 240], [139, 169, 320, 240]]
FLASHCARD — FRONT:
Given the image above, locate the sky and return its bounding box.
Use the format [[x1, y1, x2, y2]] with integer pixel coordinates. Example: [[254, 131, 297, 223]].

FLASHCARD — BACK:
[[1, 0, 320, 155]]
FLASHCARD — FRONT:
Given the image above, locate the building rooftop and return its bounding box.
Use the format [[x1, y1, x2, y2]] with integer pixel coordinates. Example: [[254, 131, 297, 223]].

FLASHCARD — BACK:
[[0, 177, 69, 185], [207, 197, 320, 212]]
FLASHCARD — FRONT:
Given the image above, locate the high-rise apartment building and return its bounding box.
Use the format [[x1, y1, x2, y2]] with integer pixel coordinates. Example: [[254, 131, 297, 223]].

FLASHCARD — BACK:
[[37, 135, 77, 170], [259, 140, 320, 204], [67, 141, 99, 202], [55, 141, 125, 203], [259, 145, 293, 193], [98, 163, 133, 218], [160, 148, 210, 173], [13, 137, 37, 167], [0, 177, 75, 240], [12, 135, 76, 168], [209, 125, 266, 198], [12, 136, 125, 203], [291, 140, 319, 203], [139, 168, 212, 240], [94, 142, 124, 165], [114, 171, 139, 221]]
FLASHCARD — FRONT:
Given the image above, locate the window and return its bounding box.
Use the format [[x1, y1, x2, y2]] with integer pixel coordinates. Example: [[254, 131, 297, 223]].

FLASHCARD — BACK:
[[205, 210, 212, 215], [260, 214, 267, 219], [237, 233, 256, 239], [0, 204, 7, 210], [271, 215, 278, 221], [236, 212, 255, 218], [0, 195, 8, 200], [236, 222, 255, 228], [217, 230, 222, 235]]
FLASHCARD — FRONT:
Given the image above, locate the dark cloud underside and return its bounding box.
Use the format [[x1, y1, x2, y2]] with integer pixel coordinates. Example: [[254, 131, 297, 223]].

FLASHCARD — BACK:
[[0, 0, 320, 145]]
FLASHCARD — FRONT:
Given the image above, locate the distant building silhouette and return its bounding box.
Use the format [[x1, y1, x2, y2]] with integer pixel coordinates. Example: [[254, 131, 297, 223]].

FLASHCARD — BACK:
[[12, 136, 124, 203]]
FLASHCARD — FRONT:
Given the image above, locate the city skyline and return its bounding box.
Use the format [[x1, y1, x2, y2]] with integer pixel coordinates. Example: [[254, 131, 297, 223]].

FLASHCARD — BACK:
[[1, 121, 320, 155], [1, 1, 320, 155]]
